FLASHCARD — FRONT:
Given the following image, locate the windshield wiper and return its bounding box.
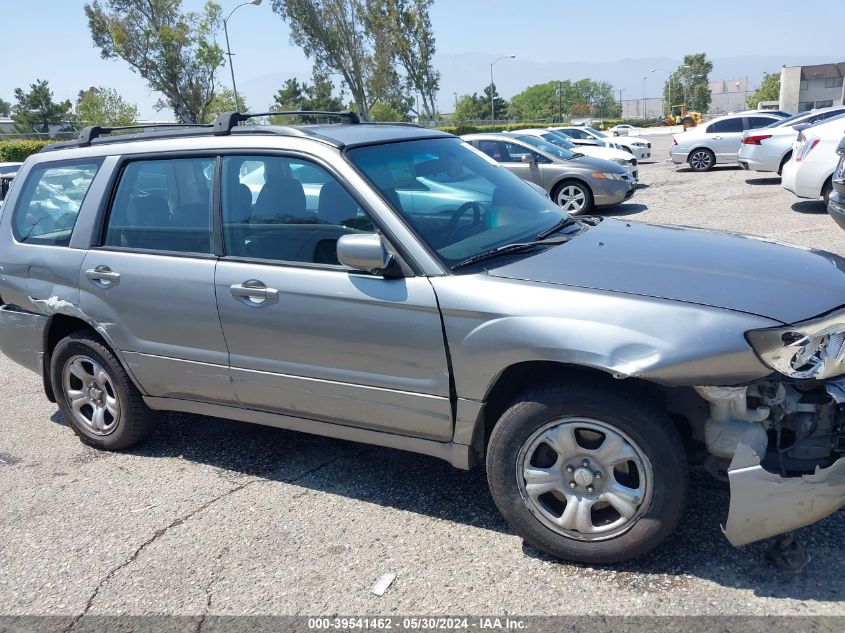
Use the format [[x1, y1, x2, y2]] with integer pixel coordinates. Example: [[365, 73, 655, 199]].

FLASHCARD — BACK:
[[536, 217, 581, 240], [451, 235, 571, 270]]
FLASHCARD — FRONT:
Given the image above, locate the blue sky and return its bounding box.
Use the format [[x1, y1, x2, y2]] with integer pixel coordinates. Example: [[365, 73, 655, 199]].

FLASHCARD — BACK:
[[2, 0, 844, 118]]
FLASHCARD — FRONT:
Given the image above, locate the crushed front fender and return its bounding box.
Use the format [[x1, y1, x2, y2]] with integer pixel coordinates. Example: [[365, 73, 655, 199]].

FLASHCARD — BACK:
[[724, 442, 845, 546]]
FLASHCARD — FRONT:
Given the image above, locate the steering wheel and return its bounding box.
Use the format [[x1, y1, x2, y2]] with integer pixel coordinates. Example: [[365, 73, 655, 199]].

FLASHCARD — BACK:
[[444, 201, 485, 239]]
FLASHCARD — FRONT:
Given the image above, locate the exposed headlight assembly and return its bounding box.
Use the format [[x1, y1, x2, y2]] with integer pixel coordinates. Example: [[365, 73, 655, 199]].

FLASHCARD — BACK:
[[746, 309, 845, 379]]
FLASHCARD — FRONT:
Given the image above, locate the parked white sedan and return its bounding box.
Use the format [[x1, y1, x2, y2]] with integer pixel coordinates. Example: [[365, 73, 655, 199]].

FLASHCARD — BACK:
[[738, 106, 845, 175], [552, 126, 651, 160], [608, 124, 634, 136], [782, 114, 845, 205]]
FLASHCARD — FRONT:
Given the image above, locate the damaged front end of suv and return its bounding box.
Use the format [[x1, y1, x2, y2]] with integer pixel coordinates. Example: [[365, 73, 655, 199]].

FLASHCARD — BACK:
[[695, 308, 845, 546]]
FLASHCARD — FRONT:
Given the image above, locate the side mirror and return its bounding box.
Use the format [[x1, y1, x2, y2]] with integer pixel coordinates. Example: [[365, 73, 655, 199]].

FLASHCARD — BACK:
[[337, 233, 394, 275], [521, 154, 535, 164]]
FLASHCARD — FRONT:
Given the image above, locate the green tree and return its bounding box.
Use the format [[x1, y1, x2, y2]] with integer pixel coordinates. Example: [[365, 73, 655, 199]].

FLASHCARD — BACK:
[[84, 0, 224, 124], [204, 87, 250, 122], [368, 101, 404, 121], [367, 0, 439, 122], [270, 72, 345, 122], [75, 86, 139, 126], [271, 0, 376, 121], [484, 83, 508, 122], [453, 93, 486, 123], [11, 79, 73, 135], [664, 53, 713, 113], [0, 98, 10, 117], [507, 79, 620, 121], [747, 72, 780, 108]]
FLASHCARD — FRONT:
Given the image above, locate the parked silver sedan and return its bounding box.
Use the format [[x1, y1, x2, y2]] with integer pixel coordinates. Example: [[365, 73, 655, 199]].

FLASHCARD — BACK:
[[738, 106, 845, 175], [461, 133, 635, 214]]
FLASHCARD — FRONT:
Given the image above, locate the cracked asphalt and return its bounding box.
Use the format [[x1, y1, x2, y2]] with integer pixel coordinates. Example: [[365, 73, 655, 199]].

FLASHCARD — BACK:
[[0, 135, 844, 619]]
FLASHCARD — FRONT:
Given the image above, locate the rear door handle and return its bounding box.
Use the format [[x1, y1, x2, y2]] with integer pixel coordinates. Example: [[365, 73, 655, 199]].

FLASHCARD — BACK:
[[85, 266, 120, 285], [230, 280, 279, 302]]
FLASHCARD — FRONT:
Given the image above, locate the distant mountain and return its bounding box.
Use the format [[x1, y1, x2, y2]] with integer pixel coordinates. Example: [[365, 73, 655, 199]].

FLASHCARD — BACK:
[[237, 53, 841, 115]]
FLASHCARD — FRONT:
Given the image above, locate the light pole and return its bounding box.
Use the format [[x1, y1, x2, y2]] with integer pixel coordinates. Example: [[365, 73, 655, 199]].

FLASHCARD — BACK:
[[642, 75, 647, 119], [224, 0, 262, 112], [651, 68, 670, 116], [490, 55, 515, 123]]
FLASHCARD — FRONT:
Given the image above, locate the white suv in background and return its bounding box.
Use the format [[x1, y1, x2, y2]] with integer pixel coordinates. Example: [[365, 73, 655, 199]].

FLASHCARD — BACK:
[[782, 113, 845, 206], [670, 113, 784, 171]]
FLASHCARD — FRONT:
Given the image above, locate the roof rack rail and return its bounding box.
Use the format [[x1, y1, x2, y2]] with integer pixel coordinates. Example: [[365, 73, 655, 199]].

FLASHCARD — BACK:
[[212, 110, 360, 135], [75, 122, 212, 146]]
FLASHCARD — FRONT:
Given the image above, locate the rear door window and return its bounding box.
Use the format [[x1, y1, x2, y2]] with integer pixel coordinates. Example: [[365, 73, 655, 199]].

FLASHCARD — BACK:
[[103, 157, 214, 254], [708, 118, 744, 133], [746, 116, 778, 130], [12, 160, 101, 246]]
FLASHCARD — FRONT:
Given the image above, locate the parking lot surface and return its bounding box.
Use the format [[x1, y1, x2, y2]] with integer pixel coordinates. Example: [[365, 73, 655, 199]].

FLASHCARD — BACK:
[[1, 134, 843, 618]]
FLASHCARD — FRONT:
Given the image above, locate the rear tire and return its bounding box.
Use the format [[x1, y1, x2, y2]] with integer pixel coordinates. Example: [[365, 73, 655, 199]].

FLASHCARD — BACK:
[[681, 117, 695, 130], [688, 148, 715, 172], [822, 179, 833, 208], [486, 379, 688, 564], [51, 330, 157, 450], [552, 179, 594, 215]]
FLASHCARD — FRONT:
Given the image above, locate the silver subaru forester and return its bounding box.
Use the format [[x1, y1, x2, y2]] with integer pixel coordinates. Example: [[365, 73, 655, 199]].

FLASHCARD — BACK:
[[1, 112, 844, 564]]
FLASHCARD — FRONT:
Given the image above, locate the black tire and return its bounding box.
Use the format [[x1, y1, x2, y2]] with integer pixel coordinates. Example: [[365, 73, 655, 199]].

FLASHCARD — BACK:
[[681, 117, 695, 130], [822, 179, 833, 208], [552, 179, 594, 215], [777, 151, 792, 176], [486, 379, 688, 564], [688, 148, 715, 172], [51, 330, 157, 450]]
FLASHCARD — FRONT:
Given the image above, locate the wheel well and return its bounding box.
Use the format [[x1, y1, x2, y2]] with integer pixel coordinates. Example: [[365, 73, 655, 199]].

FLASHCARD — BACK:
[[551, 177, 592, 199], [687, 147, 714, 162], [42, 316, 100, 402], [477, 361, 692, 458], [778, 150, 792, 174]]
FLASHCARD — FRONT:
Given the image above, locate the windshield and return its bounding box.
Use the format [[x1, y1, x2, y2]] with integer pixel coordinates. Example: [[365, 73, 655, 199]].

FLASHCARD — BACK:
[[586, 128, 607, 138], [540, 131, 578, 150], [346, 137, 568, 269], [514, 135, 575, 160]]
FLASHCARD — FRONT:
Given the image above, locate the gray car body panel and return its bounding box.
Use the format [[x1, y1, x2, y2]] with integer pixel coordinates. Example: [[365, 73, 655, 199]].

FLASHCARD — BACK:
[[2, 126, 845, 550], [485, 219, 845, 325]]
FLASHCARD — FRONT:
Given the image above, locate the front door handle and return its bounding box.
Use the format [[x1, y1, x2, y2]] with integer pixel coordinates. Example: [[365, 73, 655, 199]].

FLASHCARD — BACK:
[[85, 265, 120, 286], [230, 280, 279, 303]]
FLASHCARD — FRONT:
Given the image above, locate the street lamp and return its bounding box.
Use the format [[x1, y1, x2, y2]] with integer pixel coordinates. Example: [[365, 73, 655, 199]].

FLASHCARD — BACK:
[[651, 68, 670, 116], [490, 55, 515, 123], [642, 75, 647, 120], [223, 0, 262, 112]]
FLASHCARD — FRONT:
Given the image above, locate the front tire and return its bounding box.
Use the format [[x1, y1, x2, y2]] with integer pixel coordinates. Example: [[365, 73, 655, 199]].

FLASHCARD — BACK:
[[688, 148, 715, 172], [552, 179, 594, 214], [486, 380, 688, 564], [51, 330, 157, 450]]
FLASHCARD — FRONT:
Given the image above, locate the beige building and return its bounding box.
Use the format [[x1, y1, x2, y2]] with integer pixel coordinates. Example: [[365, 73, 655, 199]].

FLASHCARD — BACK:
[[779, 62, 845, 112]]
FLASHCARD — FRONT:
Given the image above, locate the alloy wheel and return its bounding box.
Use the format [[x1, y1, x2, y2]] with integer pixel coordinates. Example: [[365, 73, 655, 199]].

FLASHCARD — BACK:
[[690, 150, 713, 171], [62, 355, 121, 435], [555, 185, 587, 213]]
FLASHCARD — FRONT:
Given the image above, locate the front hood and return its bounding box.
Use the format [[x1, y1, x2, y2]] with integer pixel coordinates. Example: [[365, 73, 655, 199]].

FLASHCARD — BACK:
[[486, 219, 845, 324], [575, 147, 632, 162]]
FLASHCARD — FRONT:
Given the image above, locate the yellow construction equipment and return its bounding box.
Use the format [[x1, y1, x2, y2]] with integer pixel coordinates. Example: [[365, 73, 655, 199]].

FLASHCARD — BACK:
[[665, 105, 702, 129]]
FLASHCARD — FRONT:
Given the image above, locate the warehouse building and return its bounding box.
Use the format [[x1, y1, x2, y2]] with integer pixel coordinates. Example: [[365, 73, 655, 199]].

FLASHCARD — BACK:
[[779, 62, 845, 112]]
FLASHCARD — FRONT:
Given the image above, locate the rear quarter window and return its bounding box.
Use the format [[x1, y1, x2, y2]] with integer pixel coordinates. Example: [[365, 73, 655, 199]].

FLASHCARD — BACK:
[[12, 160, 102, 246]]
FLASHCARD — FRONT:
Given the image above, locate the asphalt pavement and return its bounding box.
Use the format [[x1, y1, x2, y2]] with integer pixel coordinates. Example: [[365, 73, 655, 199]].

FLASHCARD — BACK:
[[1, 136, 843, 620]]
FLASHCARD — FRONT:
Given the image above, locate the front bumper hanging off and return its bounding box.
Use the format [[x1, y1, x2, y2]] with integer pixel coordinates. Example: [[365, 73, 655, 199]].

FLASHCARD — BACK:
[[722, 379, 845, 546], [724, 442, 845, 546]]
